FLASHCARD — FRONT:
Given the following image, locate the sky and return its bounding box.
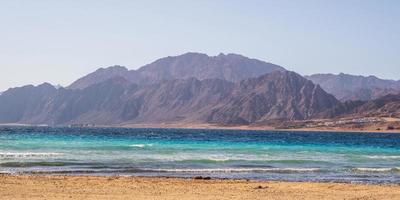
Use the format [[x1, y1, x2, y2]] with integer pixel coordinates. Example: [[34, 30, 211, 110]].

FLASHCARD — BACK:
[[0, 0, 399, 91]]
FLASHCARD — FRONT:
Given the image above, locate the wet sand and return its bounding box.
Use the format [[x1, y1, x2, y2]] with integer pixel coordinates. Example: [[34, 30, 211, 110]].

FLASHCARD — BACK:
[[1, 175, 399, 200]]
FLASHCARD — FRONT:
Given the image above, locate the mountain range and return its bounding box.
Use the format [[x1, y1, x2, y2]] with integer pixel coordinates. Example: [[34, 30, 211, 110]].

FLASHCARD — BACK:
[[0, 52, 398, 127], [0, 71, 340, 126], [306, 73, 400, 101]]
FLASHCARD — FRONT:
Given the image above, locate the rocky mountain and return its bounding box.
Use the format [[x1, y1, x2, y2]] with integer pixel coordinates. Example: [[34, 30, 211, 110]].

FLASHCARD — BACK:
[[68, 53, 285, 89], [344, 94, 400, 118], [206, 71, 340, 125], [0, 71, 341, 126], [306, 73, 400, 101], [0, 83, 57, 123]]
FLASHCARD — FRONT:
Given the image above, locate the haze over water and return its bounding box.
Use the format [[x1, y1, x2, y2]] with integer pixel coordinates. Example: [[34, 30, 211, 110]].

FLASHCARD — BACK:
[[0, 127, 399, 183]]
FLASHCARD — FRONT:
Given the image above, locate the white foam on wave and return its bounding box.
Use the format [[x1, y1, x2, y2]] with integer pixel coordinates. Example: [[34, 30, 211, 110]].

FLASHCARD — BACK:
[[207, 158, 231, 162], [133, 153, 328, 163], [353, 167, 400, 173], [0, 152, 63, 158], [129, 144, 153, 148], [130, 152, 329, 163], [362, 155, 400, 159], [145, 167, 322, 173]]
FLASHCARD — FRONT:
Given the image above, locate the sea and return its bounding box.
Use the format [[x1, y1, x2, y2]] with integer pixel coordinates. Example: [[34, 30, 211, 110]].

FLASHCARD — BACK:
[[0, 126, 399, 183]]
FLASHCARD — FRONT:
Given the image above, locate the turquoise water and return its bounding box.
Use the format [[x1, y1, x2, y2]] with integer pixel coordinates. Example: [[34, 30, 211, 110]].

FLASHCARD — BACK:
[[0, 126, 399, 183]]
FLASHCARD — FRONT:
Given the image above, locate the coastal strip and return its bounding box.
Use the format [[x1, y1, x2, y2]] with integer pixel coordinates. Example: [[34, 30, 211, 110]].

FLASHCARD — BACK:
[[0, 175, 399, 200]]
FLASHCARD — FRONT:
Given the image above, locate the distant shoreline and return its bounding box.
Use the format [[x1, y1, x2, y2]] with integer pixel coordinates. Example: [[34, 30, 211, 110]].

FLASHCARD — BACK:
[[1, 123, 400, 133], [120, 123, 400, 134]]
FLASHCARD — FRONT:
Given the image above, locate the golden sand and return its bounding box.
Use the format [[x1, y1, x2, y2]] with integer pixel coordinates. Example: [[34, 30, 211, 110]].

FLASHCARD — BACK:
[[1, 175, 399, 200]]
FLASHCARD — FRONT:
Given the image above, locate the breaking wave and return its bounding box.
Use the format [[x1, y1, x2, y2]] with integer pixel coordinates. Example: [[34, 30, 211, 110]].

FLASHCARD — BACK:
[[352, 167, 400, 173], [129, 144, 154, 148], [144, 167, 323, 173]]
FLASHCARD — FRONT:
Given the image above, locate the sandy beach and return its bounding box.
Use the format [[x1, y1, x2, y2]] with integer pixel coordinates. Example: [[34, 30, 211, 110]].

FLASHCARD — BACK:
[[1, 175, 399, 200]]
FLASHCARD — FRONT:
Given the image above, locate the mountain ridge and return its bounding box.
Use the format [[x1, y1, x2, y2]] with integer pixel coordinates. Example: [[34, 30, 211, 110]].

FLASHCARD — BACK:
[[0, 71, 341, 126], [68, 52, 285, 90]]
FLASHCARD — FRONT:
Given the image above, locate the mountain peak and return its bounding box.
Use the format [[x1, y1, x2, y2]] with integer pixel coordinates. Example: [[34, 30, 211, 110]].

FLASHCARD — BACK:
[[97, 65, 128, 72], [180, 52, 208, 57], [68, 65, 130, 90], [37, 82, 56, 89], [215, 53, 248, 59], [217, 52, 226, 57]]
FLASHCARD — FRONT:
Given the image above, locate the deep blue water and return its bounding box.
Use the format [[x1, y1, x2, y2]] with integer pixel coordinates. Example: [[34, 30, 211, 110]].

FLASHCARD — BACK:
[[0, 126, 399, 183]]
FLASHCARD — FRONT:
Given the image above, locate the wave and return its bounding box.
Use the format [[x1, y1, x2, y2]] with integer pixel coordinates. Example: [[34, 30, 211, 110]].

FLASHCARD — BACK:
[[143, 167, 323, 173], [0, 152, 63, 158], [352, 167, 400, 173], [29, 170, 102, 174], [0, 161, 66, 167], [131, 153, 333, 163], [362, 155, 400, 159], [205, 158, 231, 162], [129, 144, 153, 148], [176, 158, 325, 165], [154, 157, 332, 165], [176, 158, 233, 163]]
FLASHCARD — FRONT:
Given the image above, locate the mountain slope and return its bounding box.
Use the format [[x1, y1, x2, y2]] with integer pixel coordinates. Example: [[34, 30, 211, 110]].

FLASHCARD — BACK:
[[207, 71, 340, 125], [68, 53, 285, 89], [306, 73, 400, 101], [0, 83, 57, 123], [68, 65, 129, 90], [344, 94, 400, 118], [0, 71, 340, 126]]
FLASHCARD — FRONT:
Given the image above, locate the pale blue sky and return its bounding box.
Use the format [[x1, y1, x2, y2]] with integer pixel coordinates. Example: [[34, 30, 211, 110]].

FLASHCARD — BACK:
[[0, 0, 399, 91]]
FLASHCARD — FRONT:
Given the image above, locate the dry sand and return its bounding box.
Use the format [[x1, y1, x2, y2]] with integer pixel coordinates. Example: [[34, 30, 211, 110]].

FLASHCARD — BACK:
[[1, 175, 399, 200]]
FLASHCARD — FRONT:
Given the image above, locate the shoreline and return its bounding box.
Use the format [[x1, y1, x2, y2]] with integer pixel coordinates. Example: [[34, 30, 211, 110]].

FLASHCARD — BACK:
[[1, 173, 399, 185], [120, 123, 400, 133], [1, 123, 400, 133], [1, 174, 399, 200]]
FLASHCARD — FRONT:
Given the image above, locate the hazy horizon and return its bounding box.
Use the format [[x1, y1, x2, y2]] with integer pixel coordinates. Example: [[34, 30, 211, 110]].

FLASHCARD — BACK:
[[1, 0, 399, 91]]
